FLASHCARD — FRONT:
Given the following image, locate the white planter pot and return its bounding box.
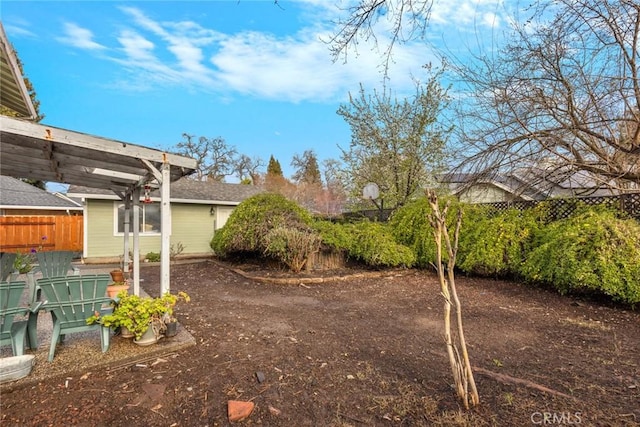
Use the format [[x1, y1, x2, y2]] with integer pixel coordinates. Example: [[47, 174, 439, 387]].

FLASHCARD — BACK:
[[133, 324, 161, 346]]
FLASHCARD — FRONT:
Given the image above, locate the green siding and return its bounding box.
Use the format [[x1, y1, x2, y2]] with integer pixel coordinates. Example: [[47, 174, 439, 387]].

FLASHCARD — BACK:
[[171, 203, 215, 254], [85, 200, 216, 258], [86, 200, 122, 257]]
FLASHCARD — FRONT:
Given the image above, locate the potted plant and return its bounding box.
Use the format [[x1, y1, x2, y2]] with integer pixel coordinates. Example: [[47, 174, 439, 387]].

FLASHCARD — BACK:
[[12, 250, 38, 302], [106, 280, 130, 298], [110, 269, 125, 283], [159, 291, 190, 337], [87, 290, 190, 344], [130, 291, 189, 345], [87, 290, 140, 338], [13, 250, 35, 275]]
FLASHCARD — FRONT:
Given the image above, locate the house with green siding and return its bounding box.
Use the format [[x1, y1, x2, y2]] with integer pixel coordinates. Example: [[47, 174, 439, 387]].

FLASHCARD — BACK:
[[67, 179, 263, 263]]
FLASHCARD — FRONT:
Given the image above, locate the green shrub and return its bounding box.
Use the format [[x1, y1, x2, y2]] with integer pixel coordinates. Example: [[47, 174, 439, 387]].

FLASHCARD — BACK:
[[264, 227, 321, 273], [388, 198, 433, 267], [145, 252, 161, 262], [312, 219, 414, 268], [211, 193, 313, 256], [457, 208, 542, 276], [346, 221, 415, 268], [389, 197, 486, 268], [520, 208, 640, 305], [312, 219, 352, 251]]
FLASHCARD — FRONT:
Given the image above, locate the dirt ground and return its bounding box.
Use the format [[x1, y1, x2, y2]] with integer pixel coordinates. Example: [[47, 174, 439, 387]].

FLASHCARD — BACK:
[[1, 260, 639, 426]]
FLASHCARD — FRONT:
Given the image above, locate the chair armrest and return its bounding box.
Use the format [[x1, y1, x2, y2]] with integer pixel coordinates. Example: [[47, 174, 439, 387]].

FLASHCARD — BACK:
[[0, 307, 29, 317], [29, 300, 44, 313]]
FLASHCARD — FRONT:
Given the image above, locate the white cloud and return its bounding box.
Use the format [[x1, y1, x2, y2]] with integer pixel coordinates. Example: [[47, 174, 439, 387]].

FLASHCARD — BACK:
[[482, 12, 500, 28], [210, 26, 433, 103], [54, 3, 439, 102], [115, 7, 220, 86], [430, 0, 505, 29], [57, 22, 105, 50], [3, 23, 37, 39]]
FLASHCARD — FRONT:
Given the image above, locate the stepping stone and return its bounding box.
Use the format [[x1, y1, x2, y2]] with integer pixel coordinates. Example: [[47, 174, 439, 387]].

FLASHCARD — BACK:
[[228, 400, 255, 422]]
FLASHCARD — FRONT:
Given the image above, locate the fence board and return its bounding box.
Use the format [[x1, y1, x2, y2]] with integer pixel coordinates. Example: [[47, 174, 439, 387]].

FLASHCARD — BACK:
[[0, 216, 83, 252]]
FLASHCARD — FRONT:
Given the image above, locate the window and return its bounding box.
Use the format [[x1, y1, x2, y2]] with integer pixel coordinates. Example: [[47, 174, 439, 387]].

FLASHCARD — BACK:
[[116, 203, 161, 234]]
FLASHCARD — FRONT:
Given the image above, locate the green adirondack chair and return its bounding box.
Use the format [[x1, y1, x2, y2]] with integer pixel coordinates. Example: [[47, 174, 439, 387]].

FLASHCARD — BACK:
[[37, 274, 113, 362], [31, 251, 80, 304], [0, 253, 17, 282], [35, 251, 79, 278], [0, 281, 42, 356]]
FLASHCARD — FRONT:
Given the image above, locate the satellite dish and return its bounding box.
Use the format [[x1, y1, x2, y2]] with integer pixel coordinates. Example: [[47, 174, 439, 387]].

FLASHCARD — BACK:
[[362, 182, 379, 200]]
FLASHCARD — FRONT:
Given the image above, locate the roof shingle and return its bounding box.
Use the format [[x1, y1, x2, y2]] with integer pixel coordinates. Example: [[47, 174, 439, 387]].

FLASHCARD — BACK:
[[68, 178, 263, 204], [0, 175, 82, 209]]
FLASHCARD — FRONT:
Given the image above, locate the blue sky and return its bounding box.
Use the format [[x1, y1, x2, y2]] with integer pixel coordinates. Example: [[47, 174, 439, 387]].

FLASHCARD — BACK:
[[2, 0, 511, 188]]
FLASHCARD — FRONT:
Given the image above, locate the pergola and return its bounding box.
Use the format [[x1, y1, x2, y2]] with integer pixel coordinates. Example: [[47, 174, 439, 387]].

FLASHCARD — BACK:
[[0, 23, 197, 295]]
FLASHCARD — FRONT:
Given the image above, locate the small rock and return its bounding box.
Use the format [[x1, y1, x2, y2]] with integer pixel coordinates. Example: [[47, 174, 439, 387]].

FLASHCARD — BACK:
[[255, 371, 266, 383], [346, 374, 355, 380], [228, 400, 255, 422], [268, 405, 281, 416]]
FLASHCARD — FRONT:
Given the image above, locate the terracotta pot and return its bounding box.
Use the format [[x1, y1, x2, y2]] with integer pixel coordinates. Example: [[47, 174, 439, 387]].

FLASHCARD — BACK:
[[110, 270, 125, 282], [106, 283, 129, 298]]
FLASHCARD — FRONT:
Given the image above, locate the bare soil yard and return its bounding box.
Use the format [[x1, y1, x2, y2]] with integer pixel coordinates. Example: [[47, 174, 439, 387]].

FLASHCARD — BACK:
[[1, 260, 639, 426]]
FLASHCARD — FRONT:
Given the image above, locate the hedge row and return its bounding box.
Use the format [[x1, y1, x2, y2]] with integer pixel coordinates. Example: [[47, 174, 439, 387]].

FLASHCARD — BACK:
[[390, 199, 640, 305], [211, 193, 414, 270], [212, 193, 640, 305]]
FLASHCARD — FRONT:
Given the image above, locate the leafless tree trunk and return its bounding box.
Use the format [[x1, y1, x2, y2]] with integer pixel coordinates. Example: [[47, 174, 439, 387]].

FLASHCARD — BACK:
[[427, 190, 479, 409]]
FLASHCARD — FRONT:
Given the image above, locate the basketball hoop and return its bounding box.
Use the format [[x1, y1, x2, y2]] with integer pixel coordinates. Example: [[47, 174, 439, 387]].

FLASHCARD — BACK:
[[362, 183, 380, 200]]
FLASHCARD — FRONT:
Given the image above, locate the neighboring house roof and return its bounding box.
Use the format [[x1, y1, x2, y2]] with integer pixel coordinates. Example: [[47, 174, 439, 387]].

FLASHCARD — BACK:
[[439, 172, 546, 201], [0, 175, 82, 210], [439, 168, 620, 201], [67, 178, 264, 205]]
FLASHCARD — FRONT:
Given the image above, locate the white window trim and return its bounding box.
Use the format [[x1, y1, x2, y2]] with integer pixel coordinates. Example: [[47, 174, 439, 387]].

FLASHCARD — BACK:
[[113, 202, 162, 236]]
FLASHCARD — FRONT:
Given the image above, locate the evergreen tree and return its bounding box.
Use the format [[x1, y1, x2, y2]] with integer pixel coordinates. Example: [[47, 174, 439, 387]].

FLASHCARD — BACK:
[[267, 155, 283, 177]]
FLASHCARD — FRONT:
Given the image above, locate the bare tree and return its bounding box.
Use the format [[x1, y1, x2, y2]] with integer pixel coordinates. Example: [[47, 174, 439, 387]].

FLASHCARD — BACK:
[[453, 0, 640, 192], [330, 0, 640, 193], [427, 190, 479, 409], [328, 0, 433, 73], [321, 158, 348, 215], [234, 154, 264, 184], [175, 134, 238, 182]]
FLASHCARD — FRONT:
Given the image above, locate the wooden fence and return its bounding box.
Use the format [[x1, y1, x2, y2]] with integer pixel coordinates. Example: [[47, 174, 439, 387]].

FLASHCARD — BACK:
[[0, 216, 83, 252]]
